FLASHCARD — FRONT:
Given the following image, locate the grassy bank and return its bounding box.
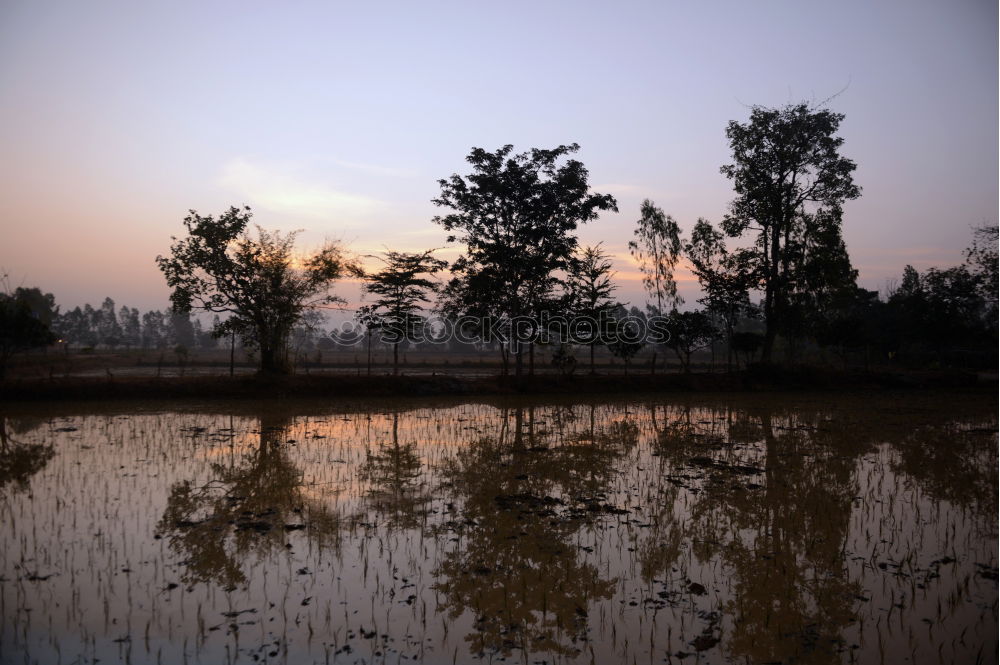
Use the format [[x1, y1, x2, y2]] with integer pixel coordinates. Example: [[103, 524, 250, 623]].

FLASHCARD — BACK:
[[0, 365, 988, 402]]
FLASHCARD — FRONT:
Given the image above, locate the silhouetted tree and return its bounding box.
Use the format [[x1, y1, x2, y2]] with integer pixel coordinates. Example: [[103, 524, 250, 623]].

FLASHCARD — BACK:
[[433, 144, 617, 377], [156, 206, 352, 374], [141, 309, 166, 349], [169, 310, 196, 349], [731, 331, 763, 367], [663, 309, 718, 372], [97, 297, 123, 348], [720, 103, 861, 362], [629, 199, 683, 314], [359, 249, 447, 375], [0, 281, 57, 379], [11, 287, 58, 327], [685, 218, 753, 370], [607, 305, 646, 374], [889, 263, 988, 356], [566, 244, 618, 373], [793, 209, 859, 348], [813, 287, 881, 368], [965, 224, 998, 327], [55, 306, 84, 347], [119, 306, 141, 348]]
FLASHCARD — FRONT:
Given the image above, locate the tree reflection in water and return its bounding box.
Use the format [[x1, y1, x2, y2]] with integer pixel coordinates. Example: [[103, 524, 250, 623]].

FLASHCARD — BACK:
[[358, 412, 430, 529], [0, 416, 55, 492], [433, 405, 637, 660], [157, 413, 341, 587], [635, 402, 871, 662], [890, 421, 998, 513], [0, 396, 995, 664]]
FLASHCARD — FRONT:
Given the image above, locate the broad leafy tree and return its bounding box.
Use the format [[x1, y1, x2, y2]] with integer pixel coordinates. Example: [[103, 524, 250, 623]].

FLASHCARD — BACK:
[[720, 103, 861, 361], [684, 218, 753, 370], [0, 281, 57, 379], [156, 206, 351, 374], [433, 144, 617, 377], [663, 309, 718, 373], [781, 207, 860, 357], [607, 305, 646, 375], [889, 263, 989, 355]]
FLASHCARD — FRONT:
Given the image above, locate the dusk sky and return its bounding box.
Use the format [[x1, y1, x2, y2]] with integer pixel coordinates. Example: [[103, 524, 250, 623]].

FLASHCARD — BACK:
[[1, 0, 996, 313]]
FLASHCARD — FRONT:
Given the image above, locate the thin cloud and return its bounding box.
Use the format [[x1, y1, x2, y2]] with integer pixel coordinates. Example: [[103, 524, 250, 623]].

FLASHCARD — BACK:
[[218, 158, 384, 222], [330, 158, 418, 178], [592, 183, 643, 194]]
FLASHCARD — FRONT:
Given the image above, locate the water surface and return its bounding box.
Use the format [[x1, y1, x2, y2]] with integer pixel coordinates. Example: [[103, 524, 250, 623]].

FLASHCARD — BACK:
[[1, 392, 996, 664]]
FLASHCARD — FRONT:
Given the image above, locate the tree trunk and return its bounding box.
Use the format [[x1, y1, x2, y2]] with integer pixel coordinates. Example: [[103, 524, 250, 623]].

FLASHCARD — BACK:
[[762, 322, 777, 363], [725, 321, 734, 373], [366, 330, 372, 376], [260, 345, 278, 374], [762, 224, 780, 363], [393, 342, 399, 376]]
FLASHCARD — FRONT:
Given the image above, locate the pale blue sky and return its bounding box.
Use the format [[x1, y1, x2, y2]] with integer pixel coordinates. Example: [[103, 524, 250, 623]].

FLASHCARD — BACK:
[[1, 0, 996, 311]]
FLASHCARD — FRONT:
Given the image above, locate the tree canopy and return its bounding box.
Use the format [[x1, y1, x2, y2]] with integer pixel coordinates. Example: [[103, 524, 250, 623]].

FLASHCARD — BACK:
[[433, 143, 617, 375], [720, 103, 861, 361], [156, 206, 351, 374], [0, 281, 57, 379], [684, 218, 754, 370], [629, 200, 683, 315], [566, 244, 619, 373], [358, 249, 447, 374]]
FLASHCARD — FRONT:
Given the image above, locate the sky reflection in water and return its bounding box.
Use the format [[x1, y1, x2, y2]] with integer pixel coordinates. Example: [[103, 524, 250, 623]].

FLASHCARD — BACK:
[[1, 393, 996, 664]]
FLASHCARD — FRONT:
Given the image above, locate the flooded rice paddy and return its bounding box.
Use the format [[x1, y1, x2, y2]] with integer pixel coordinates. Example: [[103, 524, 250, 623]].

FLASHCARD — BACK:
[[1, 393, 996, 664]]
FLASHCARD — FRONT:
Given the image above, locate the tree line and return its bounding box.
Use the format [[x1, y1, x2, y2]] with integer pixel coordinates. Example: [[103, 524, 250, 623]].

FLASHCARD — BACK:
[[3, 102, 997, 378]]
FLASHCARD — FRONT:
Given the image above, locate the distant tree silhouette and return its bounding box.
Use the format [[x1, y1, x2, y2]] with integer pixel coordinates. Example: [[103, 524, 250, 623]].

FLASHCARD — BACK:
[[629, 199, 683, 315], [780, 207, 860, 359], [10, 287, 58, 328], [663, 309, 718, 373], [566, 244, 618, 373], [965, 224, 998, 326], [433, 144, 617, 377], [168, 310, 196, 349], [888, 263, 988, 356], [97, 297, 122, 348], [730, 331, 763, 367], [813, 286, 881, 368], [358, 249, 447, 375], [685, 218, 754, 370], [141, 309, 167, 349], [607, 305, 646, 374], [0, 279, 56, 379], [720, 103, 861, 362], [156, 206, 352, 374], [119, 306, 141, 349]]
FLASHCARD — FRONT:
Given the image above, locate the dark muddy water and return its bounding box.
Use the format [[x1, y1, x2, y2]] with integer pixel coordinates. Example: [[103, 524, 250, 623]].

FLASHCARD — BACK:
[[1, 392, 996, 664]]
